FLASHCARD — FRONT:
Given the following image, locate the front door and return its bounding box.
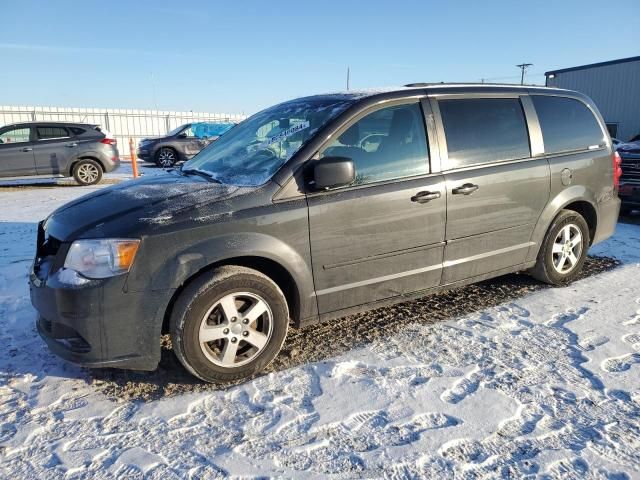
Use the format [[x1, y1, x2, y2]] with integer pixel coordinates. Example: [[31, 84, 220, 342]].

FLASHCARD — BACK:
[[0, 126, 36, 177], [435, 96, 550, 283], [307, 101, 446, 314], [178, 125, 208, 159]]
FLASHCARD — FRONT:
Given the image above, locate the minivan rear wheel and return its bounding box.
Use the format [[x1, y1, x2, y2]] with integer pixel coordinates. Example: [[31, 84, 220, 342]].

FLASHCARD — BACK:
[[73, 159, 103, 186], [170, 266, 289, 382], [530, 209, 590, 285]]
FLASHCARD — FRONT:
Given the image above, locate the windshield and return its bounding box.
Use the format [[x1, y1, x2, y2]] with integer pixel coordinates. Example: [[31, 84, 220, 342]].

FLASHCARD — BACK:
[[167, 124, 189, 136], [182, 96, 355, 186]]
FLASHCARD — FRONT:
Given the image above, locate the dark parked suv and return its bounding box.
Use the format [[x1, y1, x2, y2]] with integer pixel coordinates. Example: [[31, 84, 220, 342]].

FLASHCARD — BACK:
[[30, 84, 620, 382], [137, 122, 234, 167], [617, 142, 640, 214], [0, 122, 120, 185]]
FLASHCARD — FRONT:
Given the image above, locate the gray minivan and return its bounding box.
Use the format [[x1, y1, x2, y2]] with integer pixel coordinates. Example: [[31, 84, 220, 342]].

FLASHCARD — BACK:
[[30, 84, 620, 382], [0, 122, 120, 185]]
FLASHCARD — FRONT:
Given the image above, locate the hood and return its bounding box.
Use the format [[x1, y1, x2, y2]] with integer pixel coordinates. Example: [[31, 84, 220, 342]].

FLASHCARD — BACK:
[[618, 142, 640, 154], [44, 173, 249, 241], [140, 136, 165, 143]]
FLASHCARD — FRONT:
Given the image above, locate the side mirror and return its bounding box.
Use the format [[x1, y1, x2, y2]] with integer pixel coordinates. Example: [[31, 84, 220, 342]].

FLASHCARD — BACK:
[[313, 156, 355, 190], [177, 133, 188, 139]]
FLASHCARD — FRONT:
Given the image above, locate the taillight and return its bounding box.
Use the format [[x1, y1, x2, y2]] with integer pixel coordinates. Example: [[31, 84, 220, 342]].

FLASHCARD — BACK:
[[101, 138, 117, 146], [612, 151, 622, 190]]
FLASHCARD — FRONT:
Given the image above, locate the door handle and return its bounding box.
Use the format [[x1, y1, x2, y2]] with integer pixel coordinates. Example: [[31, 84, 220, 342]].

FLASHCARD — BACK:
[[66, 143, 78, 148], [452, 183, 479, 195], [22, 147, 33, 152], [411, 191, 441, 203]]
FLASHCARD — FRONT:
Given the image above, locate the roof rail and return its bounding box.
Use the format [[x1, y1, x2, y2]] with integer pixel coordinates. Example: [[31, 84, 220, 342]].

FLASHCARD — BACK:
[[404, 82, 440, 87]]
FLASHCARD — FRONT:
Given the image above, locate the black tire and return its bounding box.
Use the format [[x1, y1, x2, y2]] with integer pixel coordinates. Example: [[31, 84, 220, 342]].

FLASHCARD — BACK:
[[530, 209, 590, 286], [155, 147, 178, 168], [170, 265, 289, 382], [72, 159, 103, 185]]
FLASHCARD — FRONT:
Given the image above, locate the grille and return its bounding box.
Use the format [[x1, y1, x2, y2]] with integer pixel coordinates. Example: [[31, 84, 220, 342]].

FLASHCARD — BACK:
[[39, 317, 91, 353], [37, 223, 62, 258], [34, 222, 62, 278], [621, 158, 640, 182]]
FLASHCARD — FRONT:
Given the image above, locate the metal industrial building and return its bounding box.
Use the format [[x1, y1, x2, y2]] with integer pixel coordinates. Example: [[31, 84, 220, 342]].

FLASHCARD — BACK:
[[545, 56, 640, 142]]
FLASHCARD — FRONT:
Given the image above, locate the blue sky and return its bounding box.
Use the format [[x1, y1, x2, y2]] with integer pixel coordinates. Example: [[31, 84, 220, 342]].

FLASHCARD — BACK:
[[1, 0, 638, 114]]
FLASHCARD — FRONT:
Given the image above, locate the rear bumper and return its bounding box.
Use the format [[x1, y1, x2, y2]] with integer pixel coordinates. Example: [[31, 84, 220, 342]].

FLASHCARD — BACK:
[[592, 196, 621, 245], [30, 266, 173, 371], [97, 145, 120, 173], [103, 156, 120, 173]]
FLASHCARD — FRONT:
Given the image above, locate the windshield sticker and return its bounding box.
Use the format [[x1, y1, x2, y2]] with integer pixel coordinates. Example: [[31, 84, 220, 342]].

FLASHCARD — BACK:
[[262, 121, 310, 147]]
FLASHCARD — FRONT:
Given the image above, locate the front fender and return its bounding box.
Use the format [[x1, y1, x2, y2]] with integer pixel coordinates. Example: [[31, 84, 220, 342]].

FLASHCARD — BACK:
[[126, 231, 317, 322], [525, 185, 597, 262]]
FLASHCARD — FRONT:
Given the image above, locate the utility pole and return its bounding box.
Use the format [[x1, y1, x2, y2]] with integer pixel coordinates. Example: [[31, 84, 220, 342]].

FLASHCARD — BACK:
[[516, 63, 533, 85], [346, 66, 350, 91]]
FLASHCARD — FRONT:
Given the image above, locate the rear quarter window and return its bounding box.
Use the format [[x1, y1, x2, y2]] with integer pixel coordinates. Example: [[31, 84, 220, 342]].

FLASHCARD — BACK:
[[69, 127, 86, 136], [531, 95, 605, 154]]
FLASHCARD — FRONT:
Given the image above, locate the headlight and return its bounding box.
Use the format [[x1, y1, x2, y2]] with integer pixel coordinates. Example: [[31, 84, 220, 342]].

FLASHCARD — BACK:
[[64, 239, 140, 279]]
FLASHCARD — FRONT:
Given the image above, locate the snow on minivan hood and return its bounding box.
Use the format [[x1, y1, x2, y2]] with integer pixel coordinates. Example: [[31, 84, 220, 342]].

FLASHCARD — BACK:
[[44, 173, 252, 241]]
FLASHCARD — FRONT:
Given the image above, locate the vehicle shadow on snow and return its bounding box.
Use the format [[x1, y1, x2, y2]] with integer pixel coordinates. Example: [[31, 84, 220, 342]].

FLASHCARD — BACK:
[[89, 255, 620, 401]]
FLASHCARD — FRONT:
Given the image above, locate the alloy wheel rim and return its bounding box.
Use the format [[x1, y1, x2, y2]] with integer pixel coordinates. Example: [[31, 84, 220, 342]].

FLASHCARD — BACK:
[[198, 291, 273, 368], [552, 224, 583, 274], [78, 164, 99, 183], [159, 149, 175, 167]]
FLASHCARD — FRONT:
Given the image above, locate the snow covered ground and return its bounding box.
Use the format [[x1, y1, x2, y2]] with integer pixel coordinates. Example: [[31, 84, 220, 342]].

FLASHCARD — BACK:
[[0, 172, 639, 478]]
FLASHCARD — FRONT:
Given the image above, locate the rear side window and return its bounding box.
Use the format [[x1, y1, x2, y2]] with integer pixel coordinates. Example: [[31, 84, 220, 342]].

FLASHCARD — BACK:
[[439, 98, 530, 168], [531, 95, 605, 154], [37, 126, 70, 140], [70, 127, 86, 136]]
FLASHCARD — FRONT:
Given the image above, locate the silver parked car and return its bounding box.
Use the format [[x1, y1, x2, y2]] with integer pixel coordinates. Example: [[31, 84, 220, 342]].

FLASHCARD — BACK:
[[0, 122, 120, 185]]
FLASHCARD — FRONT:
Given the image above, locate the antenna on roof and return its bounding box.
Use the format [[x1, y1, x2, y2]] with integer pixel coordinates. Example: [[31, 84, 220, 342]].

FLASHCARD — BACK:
[[346, 66, 350, 91]]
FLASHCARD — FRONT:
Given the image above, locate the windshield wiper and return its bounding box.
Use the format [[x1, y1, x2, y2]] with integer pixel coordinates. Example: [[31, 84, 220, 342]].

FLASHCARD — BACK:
[[180, 168, 222, 184]]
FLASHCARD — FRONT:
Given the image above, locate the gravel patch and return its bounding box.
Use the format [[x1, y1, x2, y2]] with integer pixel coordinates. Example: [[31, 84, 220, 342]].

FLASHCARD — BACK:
[[90, 255, 620, 401]]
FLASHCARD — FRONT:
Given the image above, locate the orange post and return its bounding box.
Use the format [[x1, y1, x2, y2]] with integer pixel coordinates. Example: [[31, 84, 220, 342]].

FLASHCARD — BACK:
[[129, 138, 139, 178]]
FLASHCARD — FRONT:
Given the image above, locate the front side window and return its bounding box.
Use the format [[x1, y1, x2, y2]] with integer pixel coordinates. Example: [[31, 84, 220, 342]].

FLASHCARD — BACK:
[[320, 102, 429, 185], [532, 95, 606, 154], [167, 124, 189, 136], [184, 96, 355, 186], [180, 126, 196, 137], [439, 98, 531, 168], [37, 126, 69, 140], [0, 127, 31, 144]]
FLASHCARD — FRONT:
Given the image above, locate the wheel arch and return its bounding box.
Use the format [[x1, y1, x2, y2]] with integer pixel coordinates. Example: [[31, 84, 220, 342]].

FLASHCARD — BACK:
[[161, 255, 303, 337], [155, 145, 181, 163], [526, 186, 599, 262], [562, 200, 597, 245], [69, 155, 105, 176]]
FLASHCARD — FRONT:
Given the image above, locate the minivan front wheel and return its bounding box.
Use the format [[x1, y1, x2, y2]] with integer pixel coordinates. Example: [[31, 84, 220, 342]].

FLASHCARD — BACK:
[[73, 159, 103, 186], [170, 266, 289, 382], [531, 209, 590, 285]]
